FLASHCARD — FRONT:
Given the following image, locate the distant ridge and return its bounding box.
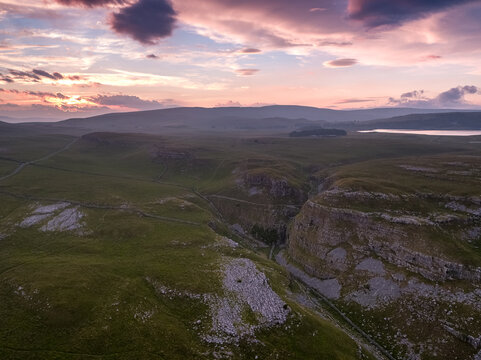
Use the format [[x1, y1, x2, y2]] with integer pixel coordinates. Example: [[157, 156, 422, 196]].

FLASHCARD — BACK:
[[1, 106, 479, 136], [57, 105, 469, 125], [348, 111, 481, 130]]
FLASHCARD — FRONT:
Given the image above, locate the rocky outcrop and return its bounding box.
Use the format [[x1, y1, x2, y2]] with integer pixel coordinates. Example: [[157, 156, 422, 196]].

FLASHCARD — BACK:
[[240, 172, 306, 203], [153, 148, 193, 160], [365, 240, 481, 283], [19, 202, 86, 234], [286, 192, 481, 359], [276, 252, 341, 299], [288, 200, 481, 283], [442, 322, 481, 350], [147, 257, 289, 345], [209, 196, 298, 243]]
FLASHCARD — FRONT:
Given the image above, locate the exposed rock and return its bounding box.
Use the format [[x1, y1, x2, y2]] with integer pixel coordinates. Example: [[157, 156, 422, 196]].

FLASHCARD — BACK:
[[146, 277, 201, 300], [289, 200, 481, 283], [240, 172, 306, 202], [323, 188, 400, 201], [403, 279, 481, 310], [147, 258, 289, 345], [367, 241, 481, 283], [205, 258, 290, 344], [41, 207, 85, 233], [432, 213, 460, 224], [327, 247, 347, 261], [464, 227, 481, 242], [399, 165, 439, 173], [248, 186, 262, 196], [223, 258, 289, 326], [347, 277, 401, 309], [134, 309, 155, 323], [392, 273, 405, 282], [326, 247, 348, 271], [19, 213, 51, 228], [19, 202, 86, 234], [33, 202, 69, 214], [287, 173, 481, 359], [379, 214, 434, 226], [355, 258, 385, 275], [475, 349, 481, 360], [20, 202, 70, 228], [213, 197, 297, 246], [442, 322, 481, 349], [276, 252, 341, 300], [446, 201, 481, 216], [231, 224, 245, 235], [204, 295, 251, 343], [217, 236, 238, 248]]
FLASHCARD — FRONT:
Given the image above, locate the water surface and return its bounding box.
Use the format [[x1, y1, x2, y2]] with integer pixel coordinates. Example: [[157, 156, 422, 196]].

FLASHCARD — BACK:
[[359, 129, 481, 136]]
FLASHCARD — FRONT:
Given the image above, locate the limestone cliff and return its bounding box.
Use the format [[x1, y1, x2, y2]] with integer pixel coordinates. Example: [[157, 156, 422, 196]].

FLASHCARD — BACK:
[[286, 189, 481, 360]]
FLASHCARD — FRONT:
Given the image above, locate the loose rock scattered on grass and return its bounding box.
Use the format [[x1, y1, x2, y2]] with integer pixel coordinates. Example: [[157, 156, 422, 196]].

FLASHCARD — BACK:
[[41, 207, 84, 232], [147, 257, 290, 345], [18, 202, 86, 234]]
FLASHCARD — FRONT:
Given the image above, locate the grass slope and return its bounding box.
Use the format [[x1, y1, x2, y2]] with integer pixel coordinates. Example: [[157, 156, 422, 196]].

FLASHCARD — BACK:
[[0, 132, 382, 360]]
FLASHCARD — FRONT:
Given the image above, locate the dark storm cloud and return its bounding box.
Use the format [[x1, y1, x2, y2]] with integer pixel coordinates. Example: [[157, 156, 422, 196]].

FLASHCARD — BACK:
[[111, 0, 177, 44], [348, 0, 478, 27]]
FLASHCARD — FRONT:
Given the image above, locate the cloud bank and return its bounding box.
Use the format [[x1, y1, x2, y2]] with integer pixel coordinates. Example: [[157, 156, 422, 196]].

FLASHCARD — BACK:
[[348, 0, 478, 27], [389, 86, 480, 108]]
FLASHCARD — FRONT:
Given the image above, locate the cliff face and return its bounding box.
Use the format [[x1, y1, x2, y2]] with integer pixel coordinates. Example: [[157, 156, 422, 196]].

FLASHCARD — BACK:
[[209, 197, 299, 242], [208, 168, 307, 244], [240, 172, 307, 204], [289, 200, 481, 283], [287, 190, 481, 360]]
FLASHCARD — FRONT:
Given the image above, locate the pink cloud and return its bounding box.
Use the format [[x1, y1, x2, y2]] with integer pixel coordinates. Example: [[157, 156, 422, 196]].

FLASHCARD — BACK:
[[235, 69, 259, 76], [324, 58, 358, 67]]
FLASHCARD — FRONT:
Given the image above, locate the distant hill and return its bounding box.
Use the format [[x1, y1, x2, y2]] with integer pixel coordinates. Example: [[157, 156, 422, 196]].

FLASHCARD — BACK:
[[56, 105, 464, 126], [46, 106, 470, 134], [0, 120, 40, 136], [1, 106, 478, 136], [348, 112, 481, 130], [289, 128, 347, 137], [0, 115, 57, 123]]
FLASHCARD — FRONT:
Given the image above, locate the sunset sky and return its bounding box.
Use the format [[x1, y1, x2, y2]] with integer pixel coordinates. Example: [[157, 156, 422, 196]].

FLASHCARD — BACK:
[[1, 0, 481, 120]]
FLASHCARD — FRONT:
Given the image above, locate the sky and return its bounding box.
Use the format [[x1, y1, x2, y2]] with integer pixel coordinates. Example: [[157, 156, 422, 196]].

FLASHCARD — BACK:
[[1, 0, 481, 120]]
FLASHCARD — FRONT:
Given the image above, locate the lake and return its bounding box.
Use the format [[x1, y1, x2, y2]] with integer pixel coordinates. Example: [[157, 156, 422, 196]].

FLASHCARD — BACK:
[[358, 129, 481, 136]]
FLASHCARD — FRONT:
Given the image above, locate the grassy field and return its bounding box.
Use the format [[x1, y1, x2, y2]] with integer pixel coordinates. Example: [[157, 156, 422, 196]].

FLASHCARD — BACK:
[[1, 130, 480, 359], [0, 132, 385, 360]]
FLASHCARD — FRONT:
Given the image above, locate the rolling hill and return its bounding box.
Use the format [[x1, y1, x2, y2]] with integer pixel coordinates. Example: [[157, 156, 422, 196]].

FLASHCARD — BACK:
[[2, 106, 480, 137], [348, 111, 481, 130]]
